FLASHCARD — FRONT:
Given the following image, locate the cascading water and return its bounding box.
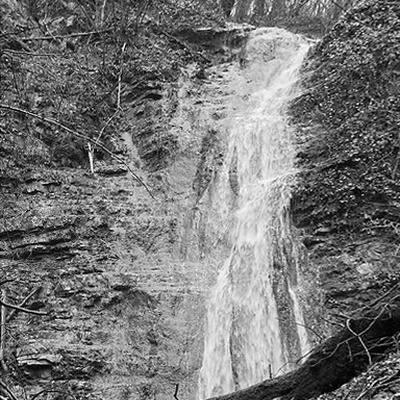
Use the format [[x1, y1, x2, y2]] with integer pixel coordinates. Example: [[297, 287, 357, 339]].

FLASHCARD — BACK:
[[198, 28, 313, 399]]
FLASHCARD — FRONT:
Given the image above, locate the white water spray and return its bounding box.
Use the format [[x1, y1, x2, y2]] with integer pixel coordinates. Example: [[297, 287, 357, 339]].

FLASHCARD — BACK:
[[198, 29, 312, 399]]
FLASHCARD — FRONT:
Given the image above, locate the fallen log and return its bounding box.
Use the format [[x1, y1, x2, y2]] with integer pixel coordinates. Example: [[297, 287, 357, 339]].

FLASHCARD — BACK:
[[205, 303, 400, 400]]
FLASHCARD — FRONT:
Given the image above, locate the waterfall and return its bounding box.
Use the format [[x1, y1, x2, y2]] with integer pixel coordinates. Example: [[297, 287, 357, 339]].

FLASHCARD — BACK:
[[198, 28, 313, 399]]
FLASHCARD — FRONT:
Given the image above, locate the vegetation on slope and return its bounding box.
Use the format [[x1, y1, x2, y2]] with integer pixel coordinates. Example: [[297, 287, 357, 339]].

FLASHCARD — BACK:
[[290, 3, 400, 396], [0, 0, 225, 170], [292, 0, 400, 243]]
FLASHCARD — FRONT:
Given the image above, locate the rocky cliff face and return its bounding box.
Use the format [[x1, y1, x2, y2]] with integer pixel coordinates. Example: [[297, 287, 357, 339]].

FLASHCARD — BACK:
[[0, 140, 206, 399], [0, 2, 252, 397], [1, 0, 399, 399]]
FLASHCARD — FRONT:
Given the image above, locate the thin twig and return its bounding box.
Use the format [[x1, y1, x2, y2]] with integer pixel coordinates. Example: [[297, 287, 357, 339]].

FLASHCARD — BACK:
[[173, 384, 179, 400], [6, 286, 42, 323], [43, 24, 59, 43], [354, 282, 400, 315], [0, 299, 47, 316], [310, 305, 392, 368], [2, 50, 58, 57], [20, 29, 112, 41], [357, 305, 390, 338], [87, 142, 95, 174], [95, 111, 119, 145], [275, 316, 323, 340], [0, 290, 7, 372], [320, 316, 345, 328], [0, 104, 155, 199], [330, 312, 352, 321], [100, 0, 107, 27], [346, 319, 372, 365], [117, 42, 126, 110]]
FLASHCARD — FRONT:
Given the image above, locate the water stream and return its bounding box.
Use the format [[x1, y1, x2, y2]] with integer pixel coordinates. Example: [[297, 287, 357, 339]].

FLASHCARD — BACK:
[[198, 28, 313, 399]]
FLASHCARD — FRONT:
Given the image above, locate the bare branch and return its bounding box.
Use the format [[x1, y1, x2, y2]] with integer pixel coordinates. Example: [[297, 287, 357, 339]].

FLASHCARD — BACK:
[[0, 299, 47, 316], [354, 283, 400, 315], [19, 30, 112, 41], [0, 290, 7, 372], [346, 319, 372, 365], [117, 43, 127, 110], [95, 111, 119, 146], [2, 50, 58, 57], [6, 286, 42, 323], [275, 316, 324, 341], [174, 384, 180, 400]]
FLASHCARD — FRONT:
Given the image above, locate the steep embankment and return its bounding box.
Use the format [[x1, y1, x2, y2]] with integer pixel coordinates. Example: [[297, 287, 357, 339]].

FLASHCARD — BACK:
[[291, 0, 400, 398]]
